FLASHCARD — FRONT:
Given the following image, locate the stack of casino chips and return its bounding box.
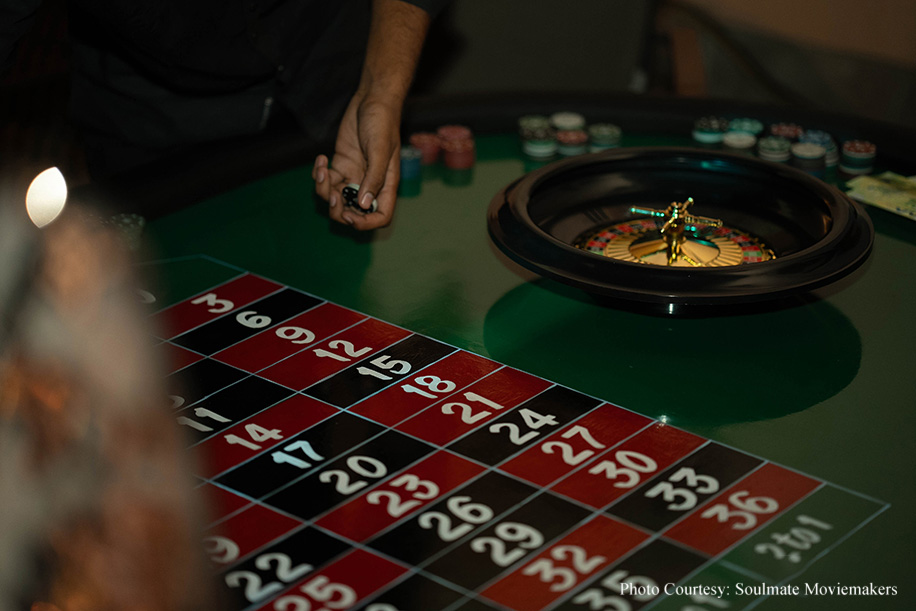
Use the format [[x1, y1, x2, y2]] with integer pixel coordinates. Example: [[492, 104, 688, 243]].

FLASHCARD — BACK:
[[799, 129, 838, 168], [398, 145, 423, 196], [437, 124, 476, 170], [757, 136, 792, 162], [723, 117, 762, 155], [790, 142, 827, 177], [692, 116, 729, 146], [518, 115, 558, 159], [557, 129, 588, 156], [588, 123, 621, 152], [551, 112, 589, 157], [519, 112, 628, 159], [408, 132, 442, 165], [722, 131, 756, 155], [839, 140, 876, 176], [399, 145, 422, 181]]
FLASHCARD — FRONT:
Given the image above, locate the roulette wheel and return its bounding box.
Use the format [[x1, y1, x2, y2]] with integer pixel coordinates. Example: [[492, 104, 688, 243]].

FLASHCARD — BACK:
[[487, 147, 875, 315]]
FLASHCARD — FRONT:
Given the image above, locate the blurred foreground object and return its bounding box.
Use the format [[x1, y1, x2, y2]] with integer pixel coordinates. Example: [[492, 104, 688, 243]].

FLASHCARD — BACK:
[[25, 168, 67, 229], [0, 195, 217, 611]]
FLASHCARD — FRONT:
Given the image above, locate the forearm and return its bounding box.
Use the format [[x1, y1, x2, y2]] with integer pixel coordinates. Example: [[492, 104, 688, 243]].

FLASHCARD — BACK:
[[314, 0, 438, 230], [356, 0, 431, 111]]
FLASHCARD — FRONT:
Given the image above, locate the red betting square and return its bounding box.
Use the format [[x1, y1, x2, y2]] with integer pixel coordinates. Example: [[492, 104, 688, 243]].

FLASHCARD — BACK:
[[482, 515, 648, 611], [192, 395, 339, 479], [162, 343, 203, 373], [205, 503, 302, 566], [252, 549, 407, 611], [396, 367, 552, 446], [500, 404, 652, 487], [351, 351, 501, 426], [664, 462, 821, 556], [551, 422, 705, 509], [152, 274, 281, 339], [197, 483, 251, 524], [316, 450, 485, 542], [213, 302, 366, 373], [259, 318, 410, 390]]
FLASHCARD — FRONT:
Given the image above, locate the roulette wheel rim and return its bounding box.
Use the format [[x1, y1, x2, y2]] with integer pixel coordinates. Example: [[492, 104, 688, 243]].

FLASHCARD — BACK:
[[487, 147, 874, 313]]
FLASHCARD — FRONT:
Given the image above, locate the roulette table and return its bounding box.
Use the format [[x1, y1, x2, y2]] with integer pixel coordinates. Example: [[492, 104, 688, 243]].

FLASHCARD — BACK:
[[102, 95, 915, 610]]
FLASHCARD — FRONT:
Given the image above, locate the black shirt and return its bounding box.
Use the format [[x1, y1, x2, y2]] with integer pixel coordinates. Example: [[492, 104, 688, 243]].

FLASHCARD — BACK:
[[3, 0, 448, 171]]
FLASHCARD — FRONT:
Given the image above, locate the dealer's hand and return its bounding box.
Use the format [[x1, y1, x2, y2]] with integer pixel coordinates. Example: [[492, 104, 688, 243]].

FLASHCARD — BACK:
[[313, 93, 400, 230]]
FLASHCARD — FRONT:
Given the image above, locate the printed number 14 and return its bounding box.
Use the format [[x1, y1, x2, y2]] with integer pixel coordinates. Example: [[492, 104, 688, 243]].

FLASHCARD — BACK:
[[224, 423, 283, 451]]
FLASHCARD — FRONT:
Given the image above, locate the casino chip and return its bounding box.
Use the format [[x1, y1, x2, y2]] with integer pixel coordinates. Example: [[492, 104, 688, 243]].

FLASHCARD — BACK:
[[587, 123, 621, 152], [722, 131, 756, 155], [437, 125, 476, 170], [556, 129, 588, 157], [757, 136, 792, 163], [436, 124, 473, 142], [770, 122, 804, 141], [692, 116, 729, 144], [408, 132, 441, 165], [342, 183, 378, 213], [550, 111, 586, 131], [800, 129, 839, 167], [727, 117, 764, 136], [791, 142, 827, 177], [840, 140, 876, 176], [441, 137, 476, 170], [400, 145, 422, 181], [519, 117, 558, 159]]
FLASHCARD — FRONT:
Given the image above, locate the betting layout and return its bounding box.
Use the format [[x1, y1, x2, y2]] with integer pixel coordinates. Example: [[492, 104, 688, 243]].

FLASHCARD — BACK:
[[152, 265, 888, 611]]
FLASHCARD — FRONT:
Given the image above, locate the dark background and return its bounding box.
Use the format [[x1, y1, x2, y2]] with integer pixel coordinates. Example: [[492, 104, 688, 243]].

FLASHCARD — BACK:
[[3, 0, 915, 197]]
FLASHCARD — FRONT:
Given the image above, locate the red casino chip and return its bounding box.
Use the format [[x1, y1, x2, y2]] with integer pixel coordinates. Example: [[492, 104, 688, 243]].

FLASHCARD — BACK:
[[842, 140, 877, 156], [441, 136, 476, 169], [769, 122, 804, 141], [408, 132, 442, 165], [436, 124, 473, 142], [556, 129, 588, 145]]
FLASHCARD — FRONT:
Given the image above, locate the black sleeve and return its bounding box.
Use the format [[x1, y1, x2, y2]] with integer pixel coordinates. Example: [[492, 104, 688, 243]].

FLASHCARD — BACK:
[[0, 0, 43, 74]]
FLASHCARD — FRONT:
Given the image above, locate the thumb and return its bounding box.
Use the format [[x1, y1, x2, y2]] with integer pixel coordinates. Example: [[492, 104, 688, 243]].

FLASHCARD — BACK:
[[358, 135, 398, 211]]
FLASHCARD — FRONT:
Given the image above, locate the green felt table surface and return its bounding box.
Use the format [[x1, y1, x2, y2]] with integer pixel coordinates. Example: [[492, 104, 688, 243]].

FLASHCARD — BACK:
[[144, 130, 915, 610]]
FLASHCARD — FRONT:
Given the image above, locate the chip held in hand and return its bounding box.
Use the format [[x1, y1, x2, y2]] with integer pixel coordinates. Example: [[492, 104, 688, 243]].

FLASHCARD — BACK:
[[342, 183, 378, 213]]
